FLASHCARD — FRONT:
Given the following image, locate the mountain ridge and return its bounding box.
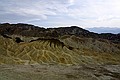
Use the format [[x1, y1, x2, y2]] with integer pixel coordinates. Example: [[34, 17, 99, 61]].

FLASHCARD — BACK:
[[0, 23, 120, 44]]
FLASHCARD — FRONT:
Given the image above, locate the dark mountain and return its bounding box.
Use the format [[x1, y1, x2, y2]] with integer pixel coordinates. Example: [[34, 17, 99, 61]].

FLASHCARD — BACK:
[[0, 23, 96, 37], [0, 23, 120, 43]]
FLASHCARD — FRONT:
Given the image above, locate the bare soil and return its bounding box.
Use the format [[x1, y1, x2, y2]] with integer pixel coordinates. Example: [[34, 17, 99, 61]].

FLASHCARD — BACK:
[[0, 64, 120, 80]]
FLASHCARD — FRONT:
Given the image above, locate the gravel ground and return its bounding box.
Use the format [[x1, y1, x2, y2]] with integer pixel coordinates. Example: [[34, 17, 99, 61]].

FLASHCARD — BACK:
[[0, 64, 120, 80]]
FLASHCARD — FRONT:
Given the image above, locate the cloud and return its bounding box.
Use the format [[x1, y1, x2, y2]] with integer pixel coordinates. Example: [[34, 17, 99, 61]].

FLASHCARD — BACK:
[[68, 0, 75, 5], [0, 0, 120, 28], [2, 0, 64, 18], [66, 0, 120, 28], [68, 0, 120, 19]]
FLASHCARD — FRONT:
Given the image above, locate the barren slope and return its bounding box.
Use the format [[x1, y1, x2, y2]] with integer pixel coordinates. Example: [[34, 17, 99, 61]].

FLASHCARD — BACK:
[[0, 35, 120, 65]]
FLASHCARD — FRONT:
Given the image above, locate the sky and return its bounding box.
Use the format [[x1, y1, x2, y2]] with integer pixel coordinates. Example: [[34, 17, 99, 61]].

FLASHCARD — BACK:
[[0, 0, 120, 28]]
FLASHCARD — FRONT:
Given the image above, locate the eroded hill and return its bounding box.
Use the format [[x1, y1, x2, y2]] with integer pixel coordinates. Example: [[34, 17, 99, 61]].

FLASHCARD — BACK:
[[0, 34, 120, 65], [0, 23, 120, 65]]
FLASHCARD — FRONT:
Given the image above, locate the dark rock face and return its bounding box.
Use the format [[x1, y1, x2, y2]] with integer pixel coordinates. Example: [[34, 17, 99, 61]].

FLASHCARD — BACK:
[[0, 23, 119, 43], [15, 37, 24, 43]]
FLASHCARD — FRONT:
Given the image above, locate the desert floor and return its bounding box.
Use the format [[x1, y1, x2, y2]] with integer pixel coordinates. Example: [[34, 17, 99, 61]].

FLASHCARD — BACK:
[[0, 64, 120, 80]]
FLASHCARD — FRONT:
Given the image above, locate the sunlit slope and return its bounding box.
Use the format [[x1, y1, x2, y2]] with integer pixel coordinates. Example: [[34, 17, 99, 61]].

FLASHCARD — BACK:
[[0, 35, 120, 65]]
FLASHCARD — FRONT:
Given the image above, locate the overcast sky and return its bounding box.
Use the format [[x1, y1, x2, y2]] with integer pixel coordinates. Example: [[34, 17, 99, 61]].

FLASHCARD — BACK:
[[0, 0, 120, 28]]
